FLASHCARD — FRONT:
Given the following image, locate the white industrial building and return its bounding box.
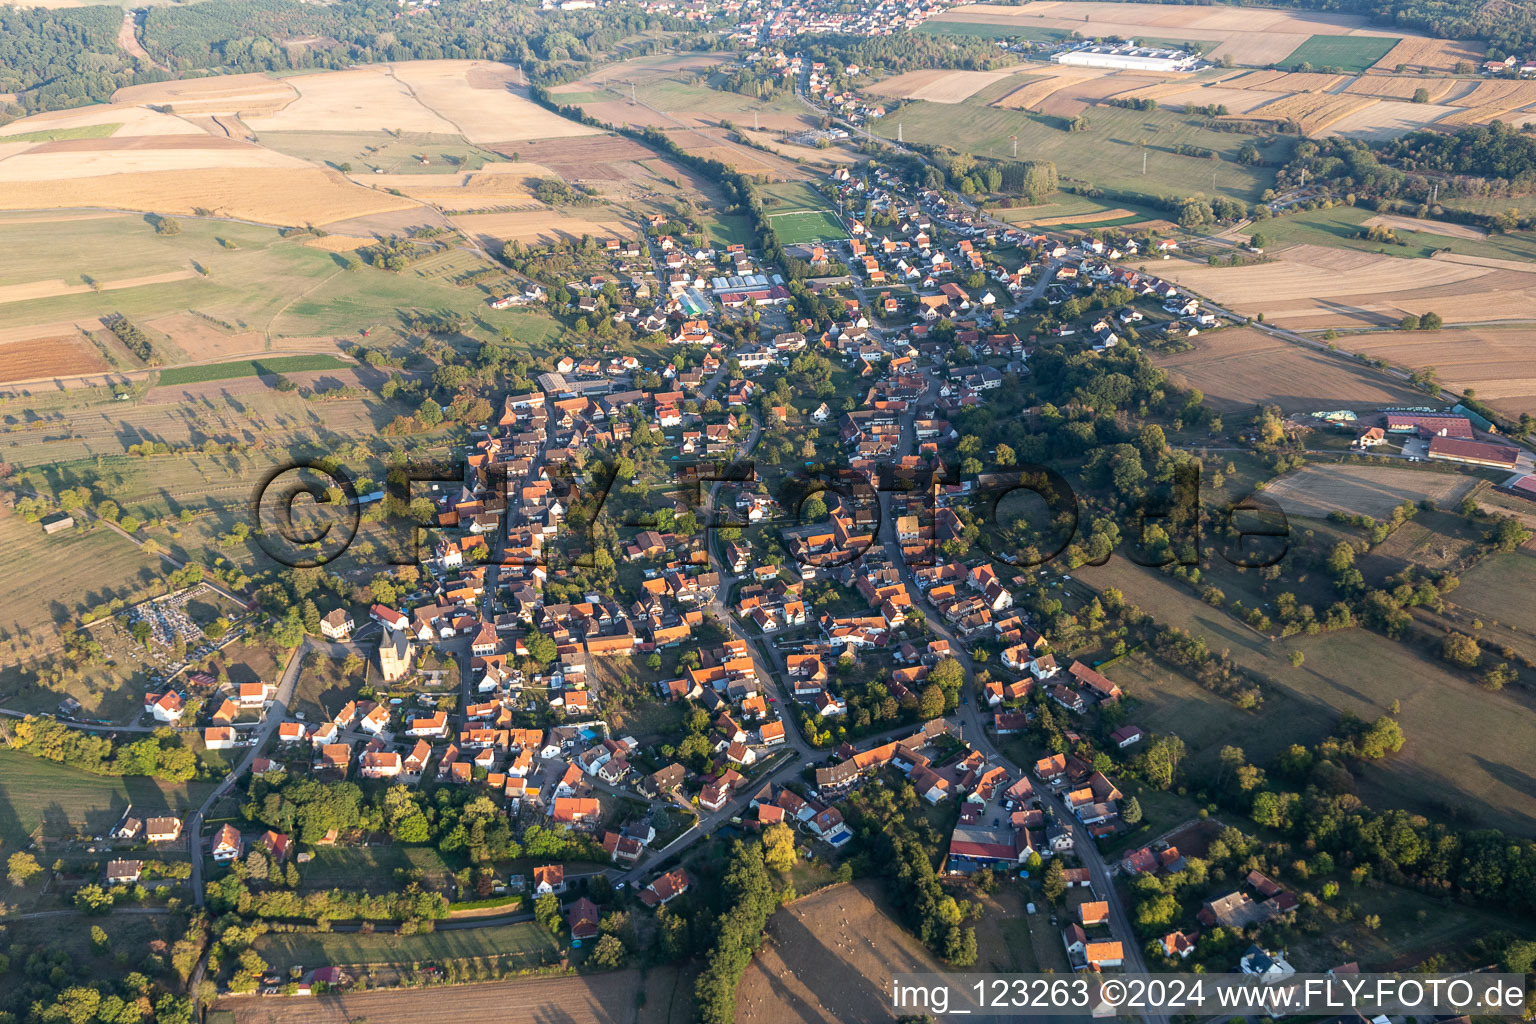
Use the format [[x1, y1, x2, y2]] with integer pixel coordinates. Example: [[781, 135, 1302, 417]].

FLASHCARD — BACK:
[[1052, 42, 1200, 72]]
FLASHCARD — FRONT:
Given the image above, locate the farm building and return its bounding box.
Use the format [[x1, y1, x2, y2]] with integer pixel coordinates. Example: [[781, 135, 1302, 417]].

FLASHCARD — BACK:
[[1499, 474, 1536, 502], [1427, 436, 1521, 470], [1385, 412, 1474, 438], [1052, 42, 1199, 72], [40, 512, 75, 534]]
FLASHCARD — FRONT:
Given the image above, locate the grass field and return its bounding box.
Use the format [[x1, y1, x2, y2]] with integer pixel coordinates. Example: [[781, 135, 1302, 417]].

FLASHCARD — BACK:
[[1076, 553, 1536, 836], [758, 181, 847, 243], [1281, 34, 1403, 73], [0, 214, 563, 358], [769, 210, 848, 244], [703, 212, 754, 247], [869, 101, 1283, 203], [0, 913, 174, 967], [1432, 549, 1536, 663], [252, 130, 503, 175], [298, 845, 457, 892], [1251, 204, 1536, 263], [0, 748, 216, 849], [913, 21, 1072, 41], [254, 921, 558, 970], [0, 123, 120, 144], [0, 507, 159, 660], [156, 354, 350, 387]]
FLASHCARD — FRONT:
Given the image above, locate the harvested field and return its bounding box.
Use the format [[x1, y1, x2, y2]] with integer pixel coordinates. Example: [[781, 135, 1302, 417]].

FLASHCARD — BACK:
[[219, 969, 692, 1024], [0, 270, 197, 305], [676, 127, 809, 179], [1161, 85, 1288, 114], [1027, 207, 1135, 225], [1151, 327, 1427, 413], [1339, 326, 1536, 418], [1032, 71, 1169, 114], [499, 135, 656, 180], [1107, 79, 1202, 103], [346, 163, 556, 208], [1157, 244, 1536, 328], [0, 333, 108, 383], [1229, 70, 1346, 92], [0, 102, 203, 139], [0, 211, 127, 225], [737, 881, 946, 1024], [392, 60, 600, 143], [243, 67, 457, 134], [451, 208, 636, 246], [304, 234, 376, 253], [1361, 213, 1488, 240], [1344, 75, 1461, 102], [992, 66, 1107, 110], [0, 138, 307, 181], [1437, 104, 1535, 126], [144, 311, 267, 360], [1445, 78, 1536, 109], [1262, 464, 1478, 520], [1242, 93, 1378, 133], [0, 167, 419, 227], [113, 73, 299, 113], [1370, 36, 1482, 73], [739, 129, 860, 164], [867, 66, 1038, 103], [1316, 99, 1457, 138]]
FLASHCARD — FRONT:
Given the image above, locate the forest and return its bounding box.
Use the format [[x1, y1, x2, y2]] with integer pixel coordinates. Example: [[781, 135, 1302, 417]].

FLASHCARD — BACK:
[[0, 6, 154, 116], [141, 0, 709, 81]]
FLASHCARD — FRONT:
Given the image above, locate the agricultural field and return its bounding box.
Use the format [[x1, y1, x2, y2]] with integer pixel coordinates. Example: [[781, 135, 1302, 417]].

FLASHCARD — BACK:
[[736, 880, 948, 1024], [0, 748, 216, 849], [253, 921, 558, 971], [1260, 464, 1480, 520], [1156, 244, 1536, 329], [451, 208, 639, 247], [866, 66, 1038, 104], [1369, 36, 1484, 73], [933, 3, 1413, 67], [1337, 326, 1536, 418], [1280, 35, 1401, 73], [0, 61, 615, 229], [1150, 327, 1427, 413], [220, 968, 694, 1024]]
